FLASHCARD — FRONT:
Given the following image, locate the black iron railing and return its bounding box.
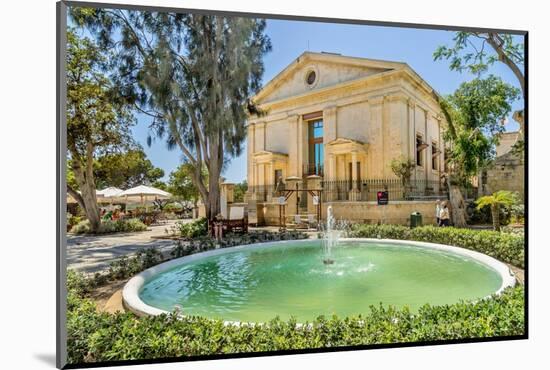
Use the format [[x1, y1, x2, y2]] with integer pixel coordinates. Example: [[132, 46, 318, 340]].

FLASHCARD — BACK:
[[247, 178, 449, 202], [321, 179, 447, 202]]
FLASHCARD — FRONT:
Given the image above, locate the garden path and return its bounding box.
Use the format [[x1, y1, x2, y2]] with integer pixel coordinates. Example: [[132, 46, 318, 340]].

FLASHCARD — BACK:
[[66, 219, 190, 273]]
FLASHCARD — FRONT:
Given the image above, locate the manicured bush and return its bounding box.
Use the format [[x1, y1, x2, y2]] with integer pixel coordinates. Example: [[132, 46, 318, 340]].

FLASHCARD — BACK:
[[70, 218, 147, 234], [170, 230, 309, 258], [107, 248, 164, 281], [66, 279, 524, 364], [173, 217, 208, 238], [349, 225, 525, 268]]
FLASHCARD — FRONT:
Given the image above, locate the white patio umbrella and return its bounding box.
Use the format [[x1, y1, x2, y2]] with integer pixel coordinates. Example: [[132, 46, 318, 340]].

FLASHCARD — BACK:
[[119, 185, 172, 211], [97, 186, 123, 198], [96, 187, 125, 210]]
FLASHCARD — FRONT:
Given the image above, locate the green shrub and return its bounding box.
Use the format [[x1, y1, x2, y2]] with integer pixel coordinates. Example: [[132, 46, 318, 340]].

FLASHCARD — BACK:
[[66, 282, 524, 364], [116, 218, 148, 232], [67, 214, 82, 229], [107, 248, 163, 281], [69, 218, 147, 235], [350, 225, 524, 268], [70, 219, 93, 234], [174, 217, 208, 238], [170, 230, 309, 258]]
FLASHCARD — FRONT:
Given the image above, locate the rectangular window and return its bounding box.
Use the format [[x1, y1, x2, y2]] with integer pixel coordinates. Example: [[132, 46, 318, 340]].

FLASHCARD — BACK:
[[416, 135, 424, 167], [308, 119, 324, 175], [432, 142, 438, 170]]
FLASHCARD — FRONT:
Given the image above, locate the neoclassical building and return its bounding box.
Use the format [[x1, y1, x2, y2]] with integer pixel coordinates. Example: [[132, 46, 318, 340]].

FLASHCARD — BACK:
[[245, 52, 448, 225]]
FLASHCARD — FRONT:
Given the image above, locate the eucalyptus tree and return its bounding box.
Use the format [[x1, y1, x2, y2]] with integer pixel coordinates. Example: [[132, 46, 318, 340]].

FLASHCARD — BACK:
[[434, 32, 524, 97], [434, 32, 525, 136], [439, 76, 520, 226], [66, 29, 135, 231], [71, 8, 271, 220]]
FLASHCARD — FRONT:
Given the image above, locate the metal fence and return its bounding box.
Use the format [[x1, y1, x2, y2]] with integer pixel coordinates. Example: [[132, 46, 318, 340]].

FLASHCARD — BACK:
[[321, 179, 447, 202], [247, 178, 449, 203]]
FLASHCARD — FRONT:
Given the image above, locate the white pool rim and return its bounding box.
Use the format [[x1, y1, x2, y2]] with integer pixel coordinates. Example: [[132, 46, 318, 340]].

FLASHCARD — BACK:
[[122, 238, 517, 320]]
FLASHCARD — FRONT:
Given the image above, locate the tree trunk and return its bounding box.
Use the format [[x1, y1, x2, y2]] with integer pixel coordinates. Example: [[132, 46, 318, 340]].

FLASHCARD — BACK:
[[491, 204, 501, 231], [449, 185, 467, 227], [70, 149, 101, 232], [193, 199, 198, 219]]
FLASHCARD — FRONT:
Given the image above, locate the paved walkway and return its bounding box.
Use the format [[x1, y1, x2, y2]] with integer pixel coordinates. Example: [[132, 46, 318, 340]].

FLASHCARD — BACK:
[[67, 219, 189, 273]]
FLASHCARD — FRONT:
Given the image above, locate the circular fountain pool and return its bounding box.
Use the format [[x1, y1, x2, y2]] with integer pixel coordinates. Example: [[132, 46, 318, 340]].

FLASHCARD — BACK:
[[123, 239, 515, 323]]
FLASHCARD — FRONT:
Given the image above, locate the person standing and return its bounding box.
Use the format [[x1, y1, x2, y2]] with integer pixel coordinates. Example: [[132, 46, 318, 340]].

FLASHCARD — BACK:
[[435, 199, 442, 226], [439, 202, 451, 227]]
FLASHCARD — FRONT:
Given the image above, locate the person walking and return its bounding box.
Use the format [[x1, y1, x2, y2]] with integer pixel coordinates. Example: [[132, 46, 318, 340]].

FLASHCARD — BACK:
[[435, 199, 442, 226], [439, 202, 451, 227]]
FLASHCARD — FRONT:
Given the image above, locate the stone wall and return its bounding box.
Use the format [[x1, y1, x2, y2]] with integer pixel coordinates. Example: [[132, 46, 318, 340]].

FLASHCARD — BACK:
[[482, 151, 525, 199], [256, 200, 439, 226]]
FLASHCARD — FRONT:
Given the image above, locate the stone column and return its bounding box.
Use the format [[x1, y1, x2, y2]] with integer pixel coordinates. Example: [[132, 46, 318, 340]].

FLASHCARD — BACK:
[[307, 175, 322, 217], [350, 151, 360, 200], [267, 160, 275, 202], [256, 121, 266, 151], [287, 114, 300, 177], [329, 153, 336, 181], [323, 105, 337, 143], [284, 176, 302, 218]]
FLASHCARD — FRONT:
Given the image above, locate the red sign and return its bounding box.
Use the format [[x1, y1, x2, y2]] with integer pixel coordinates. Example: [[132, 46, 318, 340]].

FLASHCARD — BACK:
[[377, 191, 389, 205]]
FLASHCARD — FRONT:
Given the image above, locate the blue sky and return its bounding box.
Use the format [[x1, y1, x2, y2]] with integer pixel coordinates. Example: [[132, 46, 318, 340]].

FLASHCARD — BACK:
[[131, 19, 525, 183]]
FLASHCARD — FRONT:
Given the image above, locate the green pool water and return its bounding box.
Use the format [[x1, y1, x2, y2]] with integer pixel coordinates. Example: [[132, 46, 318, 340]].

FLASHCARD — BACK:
[[139, 240, 502, 322]]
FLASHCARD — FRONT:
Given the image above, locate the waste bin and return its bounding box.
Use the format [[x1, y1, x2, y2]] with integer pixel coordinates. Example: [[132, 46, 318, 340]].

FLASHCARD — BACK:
[[410, 212, 422, 228]]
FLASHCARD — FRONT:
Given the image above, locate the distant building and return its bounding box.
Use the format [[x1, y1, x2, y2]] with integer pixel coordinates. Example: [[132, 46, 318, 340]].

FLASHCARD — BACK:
[[245, 52, 449, 225], [480, 131, 524, 199]]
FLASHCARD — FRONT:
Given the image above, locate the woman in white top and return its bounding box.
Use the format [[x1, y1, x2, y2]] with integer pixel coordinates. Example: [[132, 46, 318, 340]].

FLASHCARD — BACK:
[[439, 202, 451, 227], [435, 200, 442, 226]]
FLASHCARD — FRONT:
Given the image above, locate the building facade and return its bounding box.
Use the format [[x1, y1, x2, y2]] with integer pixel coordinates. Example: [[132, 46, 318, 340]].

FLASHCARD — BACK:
[[246, 52, 448, 225], [480, 131, 524, 199]]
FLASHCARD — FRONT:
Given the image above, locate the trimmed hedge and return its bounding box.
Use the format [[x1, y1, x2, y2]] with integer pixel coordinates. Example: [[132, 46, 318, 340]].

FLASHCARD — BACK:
[[350, 225, 524, 268], [70, 218, 147, 234], [66, 278, 524, 363], [173, 217, 208, 238], [170, 230, 309, 258]]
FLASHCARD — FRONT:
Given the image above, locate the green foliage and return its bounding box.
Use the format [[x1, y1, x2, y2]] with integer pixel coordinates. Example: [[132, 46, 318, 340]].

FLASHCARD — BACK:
[[107, 249, 163, 280], [389, 156, 415, 185], [433, 32, 524, 77], [442, 76, 520, 183], [350, 224, 524, 268], [167, 163, 207, 203], [66, 282, 524, 364], [172, 218, 209, 239], [510, 203, 525, 224], [70, 8, 272, 221], [66, 28, 136, 232], [233, 181, 248, 203], [170, 230, 309, 258], [466, 200, 510, 225], [476, 190, 519, 211], [66, 28, 135, 166], [94, 148, 165, 189], [70, 218, 147, 234], [67, 213, 83, 229]]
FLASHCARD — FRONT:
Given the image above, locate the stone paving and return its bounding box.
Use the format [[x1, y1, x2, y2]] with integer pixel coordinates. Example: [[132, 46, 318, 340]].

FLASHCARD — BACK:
[[66, 219, 188, 273]]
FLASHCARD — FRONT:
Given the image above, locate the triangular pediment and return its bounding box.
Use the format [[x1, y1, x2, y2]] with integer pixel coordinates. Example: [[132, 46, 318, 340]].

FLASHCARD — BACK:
[[253, 52, 405, 104]]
